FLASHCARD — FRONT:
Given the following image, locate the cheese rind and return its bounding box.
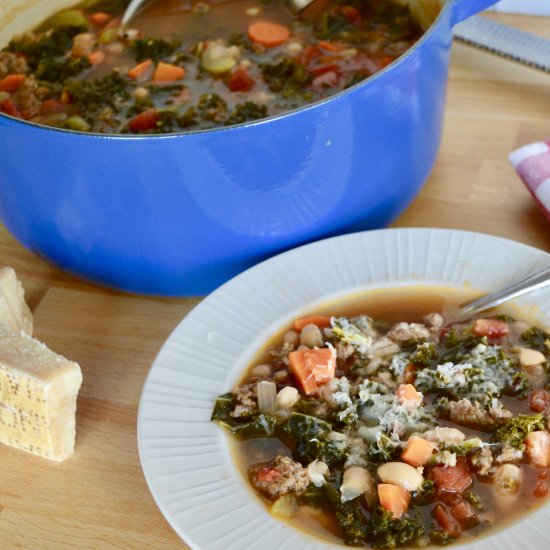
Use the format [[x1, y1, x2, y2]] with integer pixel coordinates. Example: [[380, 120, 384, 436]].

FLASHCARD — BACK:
[[0, 267, 33, 334], [0, 326, 82, 461]]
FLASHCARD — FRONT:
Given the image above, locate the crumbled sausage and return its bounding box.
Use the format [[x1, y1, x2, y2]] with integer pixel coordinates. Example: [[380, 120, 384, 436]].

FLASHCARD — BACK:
[[12, 75, 47, 118], [231, 382, 257, 418], [0, 51, 28, 78], [470, 445, 494, 477], [448, 398, 511, 427], [494, 444, 524, 465], [386, 322, 431, 344], [248, 455, 309, 499]]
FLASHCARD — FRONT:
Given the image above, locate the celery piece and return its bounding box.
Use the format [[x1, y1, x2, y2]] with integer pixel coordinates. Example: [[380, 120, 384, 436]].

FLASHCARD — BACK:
[[42, 10, 89, 30]]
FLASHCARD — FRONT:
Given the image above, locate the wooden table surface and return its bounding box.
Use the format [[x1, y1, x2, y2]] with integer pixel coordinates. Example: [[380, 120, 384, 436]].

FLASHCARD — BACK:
[[1, 11, 550, 550]]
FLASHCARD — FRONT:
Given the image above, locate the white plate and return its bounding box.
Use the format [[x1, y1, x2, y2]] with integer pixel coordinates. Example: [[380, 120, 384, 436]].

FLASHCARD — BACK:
[[138, 228, 550, 550]]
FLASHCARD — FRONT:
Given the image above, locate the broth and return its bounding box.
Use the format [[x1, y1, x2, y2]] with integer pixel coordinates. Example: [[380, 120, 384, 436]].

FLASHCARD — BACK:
[[213, 286, 550, 548], [0, 0, 426, 132]]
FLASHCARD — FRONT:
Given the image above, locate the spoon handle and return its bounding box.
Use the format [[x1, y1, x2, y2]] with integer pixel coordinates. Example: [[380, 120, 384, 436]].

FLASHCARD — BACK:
[[459, 265, 550, 316]]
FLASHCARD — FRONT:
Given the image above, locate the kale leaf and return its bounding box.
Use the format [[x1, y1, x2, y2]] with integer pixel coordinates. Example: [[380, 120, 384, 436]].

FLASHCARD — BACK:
[[66, 72, 131, 114], [521, 326, 550, 355], [260, 58, 312, 99], [492, 413, 545, 449], [211, 393, 277, 437], [225, 101, 268, 126], [303, 480, 368, 546], [7, 26, 87, 72], [281, 412, 346, 466], [36, 55, 91, 82], [130, 38, 181, 62], [367, 506, 425, 549]]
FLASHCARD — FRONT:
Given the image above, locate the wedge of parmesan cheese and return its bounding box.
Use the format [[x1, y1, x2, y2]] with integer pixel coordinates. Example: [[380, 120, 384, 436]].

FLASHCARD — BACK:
[[0, 325, 82, 461], [0, 266, 33, 334]]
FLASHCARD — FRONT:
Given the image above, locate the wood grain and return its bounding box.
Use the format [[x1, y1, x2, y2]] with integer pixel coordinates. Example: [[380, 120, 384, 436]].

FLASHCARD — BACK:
[[0, 11, 549, 550]]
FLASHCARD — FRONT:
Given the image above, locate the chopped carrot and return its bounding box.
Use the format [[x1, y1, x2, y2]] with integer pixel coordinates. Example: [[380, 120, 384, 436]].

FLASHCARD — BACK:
[[104, 16, 122, 30], [248, 21, 290, 48], [153, 62, 186, 83], [396, 383, 422, 407], [0, 74, 25, 93], [289, 349, 318, 395], [88, 50, 105, 67], [378, 483, 410, 518], [60, 90, 72, 104], [401, 436, 436, 467], [317, 40, 347, 52], [289, 347, 336, 395], [526, 430, 550, 467], [472, 318, 508, 338], [293, 315, 332, 331], [89, 11, 111, 26], [128, 59, 153, 81]]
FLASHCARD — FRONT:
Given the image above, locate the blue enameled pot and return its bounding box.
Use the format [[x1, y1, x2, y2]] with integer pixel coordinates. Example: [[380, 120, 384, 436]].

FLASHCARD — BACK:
[[0, 0, 496, 296]]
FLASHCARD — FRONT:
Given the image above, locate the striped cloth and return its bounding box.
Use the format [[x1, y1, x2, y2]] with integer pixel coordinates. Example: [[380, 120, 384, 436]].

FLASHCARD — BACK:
[[509, 140, 550, 223]]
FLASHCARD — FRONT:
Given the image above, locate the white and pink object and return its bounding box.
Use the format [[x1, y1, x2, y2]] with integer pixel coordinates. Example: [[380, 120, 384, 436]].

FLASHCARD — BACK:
[[509, 140, 550, 224]]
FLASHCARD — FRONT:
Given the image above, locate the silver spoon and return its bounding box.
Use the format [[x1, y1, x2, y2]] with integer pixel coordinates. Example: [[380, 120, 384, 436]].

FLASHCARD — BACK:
[[457, 265, 550, 317]]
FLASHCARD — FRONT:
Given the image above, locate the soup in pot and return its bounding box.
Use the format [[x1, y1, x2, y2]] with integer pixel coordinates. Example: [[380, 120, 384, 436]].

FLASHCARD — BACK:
[[0, 0, 426, 133]]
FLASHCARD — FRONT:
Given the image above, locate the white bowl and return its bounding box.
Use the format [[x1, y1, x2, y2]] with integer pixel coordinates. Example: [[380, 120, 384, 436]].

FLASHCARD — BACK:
[[137, 227, 550, 549]]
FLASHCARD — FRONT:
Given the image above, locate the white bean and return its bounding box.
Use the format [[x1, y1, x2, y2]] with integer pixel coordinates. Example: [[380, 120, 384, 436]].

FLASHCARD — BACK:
[[300, 323, 324, 348], [283, 330, 299, 345], [307, 460, 329, 487], [276, 386, 300, 409], [250, 364, 271, 377], [340, 467, 375, 503], [377, 462, 424, 492], [493, 463, 523, 509], [517, 346, 546, 367], [494, 463, 522, 496], [523, 363, 546, 387], [422, 427, 466, 444]]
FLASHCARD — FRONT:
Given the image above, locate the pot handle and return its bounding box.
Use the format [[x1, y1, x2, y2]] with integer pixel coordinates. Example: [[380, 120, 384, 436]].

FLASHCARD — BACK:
[[451, 0, 498, 25]]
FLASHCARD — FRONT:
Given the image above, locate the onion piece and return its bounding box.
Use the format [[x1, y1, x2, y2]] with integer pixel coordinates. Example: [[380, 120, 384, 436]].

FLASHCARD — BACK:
[[257, 380, 277, 413]]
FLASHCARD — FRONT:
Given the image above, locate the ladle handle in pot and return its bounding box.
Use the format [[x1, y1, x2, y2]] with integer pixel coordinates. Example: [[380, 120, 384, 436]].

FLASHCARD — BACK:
[[451, 0, 498, 25]]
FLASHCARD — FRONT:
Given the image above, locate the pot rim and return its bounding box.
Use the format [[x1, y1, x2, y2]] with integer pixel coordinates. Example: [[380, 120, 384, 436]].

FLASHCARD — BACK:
[[0, 0, 453, 140]]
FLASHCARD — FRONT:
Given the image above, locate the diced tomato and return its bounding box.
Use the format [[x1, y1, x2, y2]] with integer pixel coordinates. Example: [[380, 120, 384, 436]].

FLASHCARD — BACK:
[[257, 467, 280, 483], [534, 480, 548, 498], [311, 70, 338, 90], [128, 108, 158, 132], [0, 98, 21, 117], [432, 503, 461, 538], [472, 318, 509, 338], [451, 500, 479, 529], [530, 389, 549, 413], [526, 430, 550, 468], [337, 5, 361, 23], [310, 62, 340, 76], [430, 457, 473, 494], [227, 66, 255, 92]]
